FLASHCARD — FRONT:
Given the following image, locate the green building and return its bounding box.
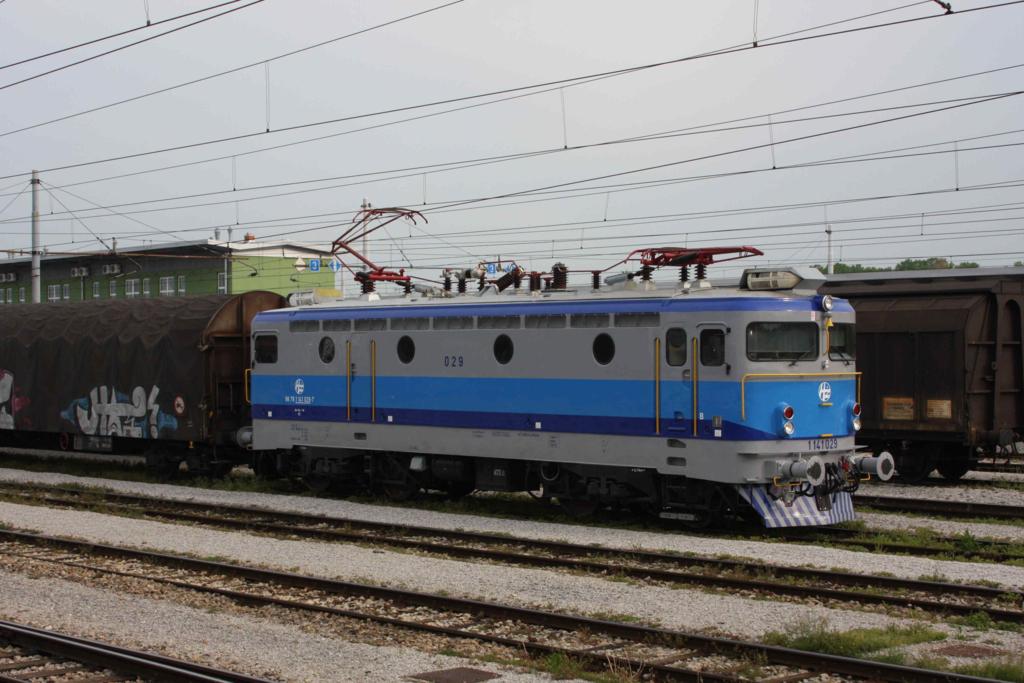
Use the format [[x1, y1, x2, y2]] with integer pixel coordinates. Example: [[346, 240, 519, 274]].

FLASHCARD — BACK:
[[0, 239, 337, 305]]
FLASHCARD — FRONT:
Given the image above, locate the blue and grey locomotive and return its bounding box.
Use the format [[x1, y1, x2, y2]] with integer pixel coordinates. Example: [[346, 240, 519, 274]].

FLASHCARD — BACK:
[[247, 242, 892, 527]]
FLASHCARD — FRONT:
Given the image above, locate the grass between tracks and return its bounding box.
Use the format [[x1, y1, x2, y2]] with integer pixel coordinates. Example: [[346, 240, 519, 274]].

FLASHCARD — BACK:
[[765, 619, 1024, 682]]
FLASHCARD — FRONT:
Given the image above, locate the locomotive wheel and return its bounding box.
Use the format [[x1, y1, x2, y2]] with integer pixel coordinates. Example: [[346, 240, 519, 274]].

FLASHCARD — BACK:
[[302, 473, 334, 494], [680, 488, 726, 530], [558, 498, 599, 518], [445, 480, 477, 500], [936, 460, 970, 482], [379, 454, 421, 502]]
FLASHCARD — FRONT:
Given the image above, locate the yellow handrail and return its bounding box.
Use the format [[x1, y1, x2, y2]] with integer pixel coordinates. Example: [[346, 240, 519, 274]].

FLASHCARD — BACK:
[[244, 368, 251, 405], [740, 371, 861, 420], [654, 338, 661, 435], [691, 337, 699, 436], [346, 340, 352, 421], [371, 339, 377, 423]]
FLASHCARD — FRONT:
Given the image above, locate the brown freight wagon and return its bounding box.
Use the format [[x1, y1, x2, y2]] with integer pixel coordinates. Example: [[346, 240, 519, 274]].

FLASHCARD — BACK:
[[822, 268, 1024, 481], [0, 291, 286, 476]]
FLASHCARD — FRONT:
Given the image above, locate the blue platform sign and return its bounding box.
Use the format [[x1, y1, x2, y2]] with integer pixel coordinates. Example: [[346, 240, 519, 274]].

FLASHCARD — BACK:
[[328, 258, 342, 272], [308, 258, 321, 272]]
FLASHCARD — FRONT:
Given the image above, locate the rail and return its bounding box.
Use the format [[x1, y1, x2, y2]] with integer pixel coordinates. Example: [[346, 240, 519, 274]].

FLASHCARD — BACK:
[[740, 371, 861, 420]]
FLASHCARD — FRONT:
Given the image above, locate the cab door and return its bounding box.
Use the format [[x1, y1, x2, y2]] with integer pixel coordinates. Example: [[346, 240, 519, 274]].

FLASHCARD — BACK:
[[694, 323, 729, 438], [662, 327, 692, 434]]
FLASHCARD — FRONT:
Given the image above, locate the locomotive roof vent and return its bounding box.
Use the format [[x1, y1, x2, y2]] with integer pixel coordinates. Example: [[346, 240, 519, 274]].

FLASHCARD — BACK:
[[741, 266, 825, 293]]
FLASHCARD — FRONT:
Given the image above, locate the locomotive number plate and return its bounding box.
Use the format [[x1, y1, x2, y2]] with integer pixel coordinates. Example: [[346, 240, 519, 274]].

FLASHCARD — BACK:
[[807, 437, 838, 451]]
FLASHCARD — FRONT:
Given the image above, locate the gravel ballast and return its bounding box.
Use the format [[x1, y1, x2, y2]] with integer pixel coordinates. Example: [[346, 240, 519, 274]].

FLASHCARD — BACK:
[[0, 468, 1022, 588], [0, 568, 560, 683], [0, 500, 917, 639]]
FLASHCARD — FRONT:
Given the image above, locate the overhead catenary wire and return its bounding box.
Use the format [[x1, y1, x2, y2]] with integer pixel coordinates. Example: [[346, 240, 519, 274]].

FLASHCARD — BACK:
[[5, 101, 1023, 231], [0, 0, 249, 71], [2, 0, 1017, 181], [0, 0, 266, 92], [0, 0, 468, 139]]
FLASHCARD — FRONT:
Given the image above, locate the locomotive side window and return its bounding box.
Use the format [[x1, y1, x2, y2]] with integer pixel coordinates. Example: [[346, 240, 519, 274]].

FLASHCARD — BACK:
[[746, 322, 818, 361], [323, 319, 351, 331], [829, 323, 856, 361], [479, 315, 521, 329], [593, 333, 615, 365], [433, 316, 474, 330], [493, 334, 514, 364], [700, 329, 725, 366], [392, 317, 429, 330], [525, 314, 565, 328], [615, 312, 660, 327], [289, 319, 319, 333], [318, 337, 336, 364], [355, 318, 387, 331], [571, 313, 610, 328], [254, 335, 278, 364], [666, 328, 687, 366], [397, 336, 415, 364]]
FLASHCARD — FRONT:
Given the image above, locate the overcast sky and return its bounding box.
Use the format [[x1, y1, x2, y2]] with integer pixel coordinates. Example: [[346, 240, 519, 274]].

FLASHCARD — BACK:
[[1, 0, 1022, 284]]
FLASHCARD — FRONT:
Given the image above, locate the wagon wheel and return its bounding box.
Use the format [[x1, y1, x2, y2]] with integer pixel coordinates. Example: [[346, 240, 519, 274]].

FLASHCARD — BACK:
[[936, 458, 971, 482], [144, 451, 181, 480], [378, 454, 421, 502], [895, 450, 935, 484]]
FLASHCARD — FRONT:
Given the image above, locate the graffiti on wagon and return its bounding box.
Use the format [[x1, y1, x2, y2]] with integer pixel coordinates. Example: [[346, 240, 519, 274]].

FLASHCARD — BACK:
[[60, 385, 179, 438]]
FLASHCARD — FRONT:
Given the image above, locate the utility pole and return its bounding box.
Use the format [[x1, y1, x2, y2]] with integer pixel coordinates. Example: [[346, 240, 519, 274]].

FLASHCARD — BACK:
[[826, 223, 833, 275], [30, 170, 40, 303]]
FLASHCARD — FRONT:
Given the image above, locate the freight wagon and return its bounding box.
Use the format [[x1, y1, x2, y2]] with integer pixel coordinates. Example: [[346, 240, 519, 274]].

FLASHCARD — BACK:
[[822, 267, 1024, 481], [0, 291, 285, 476]]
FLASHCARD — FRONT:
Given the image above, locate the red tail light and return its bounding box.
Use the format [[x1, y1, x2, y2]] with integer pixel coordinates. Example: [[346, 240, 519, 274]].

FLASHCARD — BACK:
[[783, 405, 795, 420], [852, 403, 862, 416]]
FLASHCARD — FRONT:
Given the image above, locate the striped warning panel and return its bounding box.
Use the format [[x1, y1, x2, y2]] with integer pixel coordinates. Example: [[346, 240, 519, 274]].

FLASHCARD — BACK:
[[739, 486, 855, 528]]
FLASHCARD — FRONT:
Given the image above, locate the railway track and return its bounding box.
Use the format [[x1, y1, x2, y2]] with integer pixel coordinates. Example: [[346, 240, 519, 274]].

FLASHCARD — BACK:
[[0, 527, 1004, 683], [973, 461, 1024, 475], [2, 482, 1022, 626], [0, 619, 269, 682], [854, 494, 1024, 522]]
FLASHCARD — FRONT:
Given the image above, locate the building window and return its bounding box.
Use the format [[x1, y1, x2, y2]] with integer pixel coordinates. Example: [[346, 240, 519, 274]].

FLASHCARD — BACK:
[[125, 279, 140, 298], [93, 281, 100, 298], [6, 289, 12, 304], [217, 271, 227, 294], [47, 284, 60, 302], [177, 275, 186, 294], [18, 287, 24, 303], [109, 280, 118, 297], [142, 278, 151, 296], [62, 284, 70, 300], [159, 277, 175, 296]]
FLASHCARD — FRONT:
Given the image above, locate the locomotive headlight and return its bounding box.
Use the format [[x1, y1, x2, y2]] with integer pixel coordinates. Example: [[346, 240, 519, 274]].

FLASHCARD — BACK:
[[852, 416, 862, 432], [851, 402, 862, 431], [819, 294, 834, 312], [783, 420, 795, 436]]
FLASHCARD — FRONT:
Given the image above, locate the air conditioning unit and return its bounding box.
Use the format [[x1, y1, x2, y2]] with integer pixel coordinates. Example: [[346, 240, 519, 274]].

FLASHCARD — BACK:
[[71, 267, 86, 277], [101, 264, 121, 276], [4, 273, 15, 283]]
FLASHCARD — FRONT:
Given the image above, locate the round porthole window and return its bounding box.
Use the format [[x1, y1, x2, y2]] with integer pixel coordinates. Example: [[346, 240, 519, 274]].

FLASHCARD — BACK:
[[493, 334, 514, 365], [397, 335, 415, 364], [592, 333, 615, 365], [318, 337, 335, 363]]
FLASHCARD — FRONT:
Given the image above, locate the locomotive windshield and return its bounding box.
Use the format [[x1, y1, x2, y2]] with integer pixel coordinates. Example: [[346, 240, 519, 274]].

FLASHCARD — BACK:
[[746, 322, 818, 361], [828, 323, 856, 361]]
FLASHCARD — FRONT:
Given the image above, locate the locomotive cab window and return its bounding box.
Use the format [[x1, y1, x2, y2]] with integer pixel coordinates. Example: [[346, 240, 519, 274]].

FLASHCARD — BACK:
[[254, 335, 278, 364], [746, 322, 818, 361], [700, 329, 725, 367], [829, 323, 856, 361], [665, 328, 687, 366]]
